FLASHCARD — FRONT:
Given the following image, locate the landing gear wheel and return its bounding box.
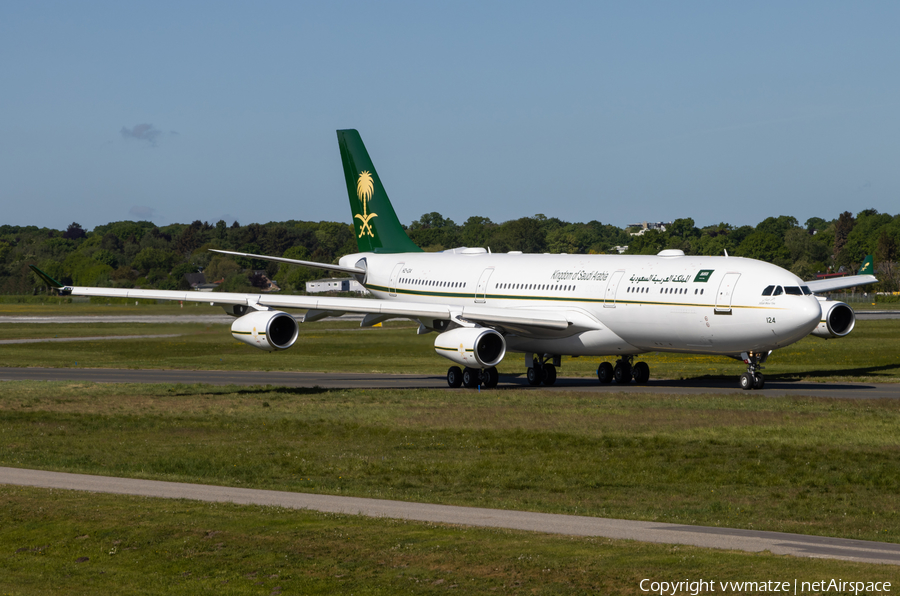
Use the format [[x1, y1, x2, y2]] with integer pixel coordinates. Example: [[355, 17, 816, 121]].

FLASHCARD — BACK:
[[462, 367, 479, 388], [740, 372, 754, 391], [527, 365, 542, 386], [542, 364, 557, 386], [632, 361, 650, 385], [753, 372, 765, 390], [484, 367, 500, 388], [614, 361, 632, 384], [447, 366, 463, 388], [597, 362, 614, 384]]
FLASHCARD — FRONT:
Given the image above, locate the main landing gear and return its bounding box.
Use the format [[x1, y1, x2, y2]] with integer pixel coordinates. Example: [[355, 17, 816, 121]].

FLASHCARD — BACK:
[[596, 356, 650, 385], [447, 366, 499, 389], [526, 354, 558, 386], [739, 351, 768, 390]]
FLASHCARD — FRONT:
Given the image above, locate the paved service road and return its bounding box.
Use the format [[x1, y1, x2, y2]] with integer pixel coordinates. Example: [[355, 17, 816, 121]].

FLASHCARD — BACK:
[[1, 367, 897, 398], [0, 334, 181, 345], [2, 466, 898, 566]]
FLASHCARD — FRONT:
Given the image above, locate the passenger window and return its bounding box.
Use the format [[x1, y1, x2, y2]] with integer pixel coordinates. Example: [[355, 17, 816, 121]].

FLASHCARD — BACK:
[[773, 286, 783, 296]]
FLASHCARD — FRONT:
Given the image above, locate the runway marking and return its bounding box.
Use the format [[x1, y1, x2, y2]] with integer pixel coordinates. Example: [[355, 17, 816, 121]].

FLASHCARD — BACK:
[[2, 466, 898, 566]]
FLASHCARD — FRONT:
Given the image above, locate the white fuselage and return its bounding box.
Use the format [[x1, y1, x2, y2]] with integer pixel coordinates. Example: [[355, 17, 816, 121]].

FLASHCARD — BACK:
[[340, 250, 822, 358]]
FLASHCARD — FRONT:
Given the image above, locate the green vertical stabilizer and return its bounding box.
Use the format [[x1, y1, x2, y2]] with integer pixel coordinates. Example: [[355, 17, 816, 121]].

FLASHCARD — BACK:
[[337, 129, 422, 254], [858, 255, 874, 276]]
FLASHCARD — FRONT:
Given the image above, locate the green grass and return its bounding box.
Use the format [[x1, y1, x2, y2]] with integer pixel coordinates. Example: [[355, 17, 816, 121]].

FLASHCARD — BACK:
[[4, 486, 896, 596], [1, 319, 899, 383], [3, 382, 900, 543]]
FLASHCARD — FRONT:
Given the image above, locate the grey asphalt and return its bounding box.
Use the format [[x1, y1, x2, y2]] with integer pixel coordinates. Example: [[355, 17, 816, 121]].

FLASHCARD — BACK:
[[2, 466, 898, 566], [0, 334, 181, 345], [1, 366, 897, 398]]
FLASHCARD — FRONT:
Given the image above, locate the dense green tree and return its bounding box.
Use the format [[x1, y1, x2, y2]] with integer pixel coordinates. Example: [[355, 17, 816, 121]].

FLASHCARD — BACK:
[[132, 247, 178, 274], [833, 211, 856, 269], [488, 217, 546, 253], [736, 232, 790, 266], [407, 212, 459, 250], [755, 215, 799, 239], [459, 216, 495, 248]]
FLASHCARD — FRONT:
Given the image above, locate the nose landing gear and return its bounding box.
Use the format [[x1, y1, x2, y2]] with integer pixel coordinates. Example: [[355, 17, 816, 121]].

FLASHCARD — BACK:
[[739, 351, 769, 390]]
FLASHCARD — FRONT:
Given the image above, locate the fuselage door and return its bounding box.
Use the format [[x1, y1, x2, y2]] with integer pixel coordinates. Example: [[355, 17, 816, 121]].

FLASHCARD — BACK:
[[475, 268, 495, 303], [603, 270, 625, 308], [715, 272, 741, 314], [388, 262, 404, 297]]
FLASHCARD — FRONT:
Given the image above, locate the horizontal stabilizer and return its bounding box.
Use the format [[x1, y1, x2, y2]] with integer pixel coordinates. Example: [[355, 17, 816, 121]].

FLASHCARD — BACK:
[[29, 265, 65, 290], [209, 249, 365, 275]]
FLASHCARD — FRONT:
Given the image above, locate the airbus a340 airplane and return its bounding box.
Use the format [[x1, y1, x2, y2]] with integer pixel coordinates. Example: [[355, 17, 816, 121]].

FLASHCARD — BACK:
[[31, 130, 878, 390]]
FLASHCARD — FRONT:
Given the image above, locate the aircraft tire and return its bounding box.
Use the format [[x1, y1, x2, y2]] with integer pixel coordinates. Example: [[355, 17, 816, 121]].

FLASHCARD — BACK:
[[484, 367, 499, 388], [542, 364, 557, 386], [447, 366, 463, 388], [462, 367, 479, 388], [614, 361, 632, 384], [740, 372, 754, 390], [633, 361, 650, 384], [597, 362, 614, 384], [526, 365, 542, 386], [753, 372, 765, 390]]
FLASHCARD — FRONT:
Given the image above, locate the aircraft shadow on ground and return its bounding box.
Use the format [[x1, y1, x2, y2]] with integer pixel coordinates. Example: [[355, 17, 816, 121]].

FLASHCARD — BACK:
[[497, 364, 899, 391], [165, 385, 333, 397]]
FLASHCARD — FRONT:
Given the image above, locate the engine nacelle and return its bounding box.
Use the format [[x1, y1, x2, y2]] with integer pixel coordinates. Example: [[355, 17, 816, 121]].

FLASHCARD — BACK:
[[231, 310, 299, 351], [434, 327, 506, 368], [811, 300, 855, 339]]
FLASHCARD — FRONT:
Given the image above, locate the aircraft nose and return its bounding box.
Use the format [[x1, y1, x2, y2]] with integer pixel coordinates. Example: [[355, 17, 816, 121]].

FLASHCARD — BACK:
[[797, 297, 821, 333]]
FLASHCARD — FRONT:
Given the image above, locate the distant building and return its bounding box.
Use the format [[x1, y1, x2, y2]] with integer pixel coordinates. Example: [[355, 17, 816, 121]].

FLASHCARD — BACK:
[[184, 272, 218, 292], [306, 278, 369, 295], [628, 221, 672, 236], [612, 245, 629, 254]]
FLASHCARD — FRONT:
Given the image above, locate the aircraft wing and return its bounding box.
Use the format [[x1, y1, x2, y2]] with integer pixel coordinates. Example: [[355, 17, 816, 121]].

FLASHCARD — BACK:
[[805, 255, 878, 293], [805, 274, 878, 294], [30, 265, 572, 332]]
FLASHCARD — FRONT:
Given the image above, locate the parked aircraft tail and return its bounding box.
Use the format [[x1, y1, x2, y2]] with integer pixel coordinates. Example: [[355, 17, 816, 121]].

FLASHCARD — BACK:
[[858, 255, 874, 276], [337, 129, 422, 254]]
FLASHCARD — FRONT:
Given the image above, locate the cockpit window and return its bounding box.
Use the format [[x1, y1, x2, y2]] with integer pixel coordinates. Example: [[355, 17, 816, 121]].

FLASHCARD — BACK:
[[773, 286, 783, 296], [784, 286, 803, 295], [801, 286, 812, 295], [762, 285, 774, 296]]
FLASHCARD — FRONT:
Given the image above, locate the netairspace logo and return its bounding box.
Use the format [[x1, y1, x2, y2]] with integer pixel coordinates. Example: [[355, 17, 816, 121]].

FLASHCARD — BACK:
[[639, 578, 891, 595]]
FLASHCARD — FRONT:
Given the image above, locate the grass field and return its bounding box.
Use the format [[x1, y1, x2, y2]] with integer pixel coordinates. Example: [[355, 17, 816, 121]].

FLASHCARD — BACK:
[[2, 313, 899, 592], [3, 486, 895, 596], [3, 382, 900, 542], [1, 318, 898, 383]]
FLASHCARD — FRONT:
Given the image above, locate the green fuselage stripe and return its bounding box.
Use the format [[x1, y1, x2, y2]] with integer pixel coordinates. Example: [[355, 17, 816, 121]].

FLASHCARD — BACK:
[[367, 285, 784, 310]]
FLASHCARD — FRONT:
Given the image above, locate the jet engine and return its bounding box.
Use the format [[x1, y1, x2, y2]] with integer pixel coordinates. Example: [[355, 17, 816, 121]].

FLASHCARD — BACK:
[[231, 310, 299, 351], [811, 300, 855, 339], [434, 327, 506, 368]]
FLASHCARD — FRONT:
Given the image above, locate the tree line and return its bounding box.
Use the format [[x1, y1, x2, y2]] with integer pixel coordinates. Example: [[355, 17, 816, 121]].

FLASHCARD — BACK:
[[2, 208, 898, 296]]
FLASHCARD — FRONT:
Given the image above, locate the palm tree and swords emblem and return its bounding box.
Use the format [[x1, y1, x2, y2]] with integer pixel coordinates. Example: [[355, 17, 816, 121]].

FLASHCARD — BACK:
[[355, 170, 378, 238]]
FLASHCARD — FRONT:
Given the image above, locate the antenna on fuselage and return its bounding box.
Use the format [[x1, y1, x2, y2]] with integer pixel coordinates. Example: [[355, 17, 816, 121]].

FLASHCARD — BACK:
[[724, 249, 729, 257]]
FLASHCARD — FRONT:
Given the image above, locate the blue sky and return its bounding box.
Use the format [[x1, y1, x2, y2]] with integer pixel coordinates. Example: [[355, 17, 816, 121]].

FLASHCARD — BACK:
[[2, 1, 899, 232]]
